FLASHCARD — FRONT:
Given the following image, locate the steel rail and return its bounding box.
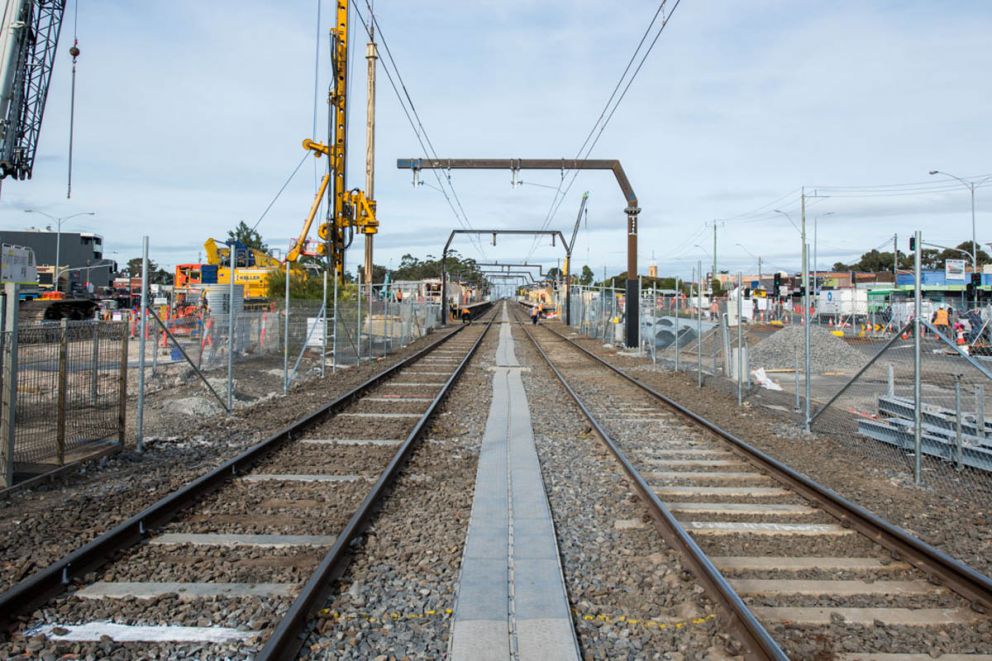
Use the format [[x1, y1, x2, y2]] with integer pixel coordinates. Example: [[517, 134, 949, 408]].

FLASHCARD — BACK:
[[515, 313, 787, 661], [259, 307, 497, 659], [536, 313, 992, 613], [0, 304, 493, 631]]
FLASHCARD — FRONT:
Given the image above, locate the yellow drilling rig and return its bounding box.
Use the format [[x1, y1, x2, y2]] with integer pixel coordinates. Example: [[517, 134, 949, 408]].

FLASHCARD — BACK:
[[296, 0, 379, 282]]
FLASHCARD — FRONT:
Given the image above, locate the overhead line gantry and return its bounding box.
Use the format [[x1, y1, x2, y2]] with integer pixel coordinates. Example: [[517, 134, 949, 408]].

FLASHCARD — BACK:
[[399, 158, 639, 346]]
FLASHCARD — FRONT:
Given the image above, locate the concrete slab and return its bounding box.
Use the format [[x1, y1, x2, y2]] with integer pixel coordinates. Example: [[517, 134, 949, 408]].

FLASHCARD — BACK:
[[648, 449, 732, 457], [300, 439, 400, 446], [28, 622, 253, 643], [647, 471, 769, 481], [833, 652, 992, 661], [655, 485, 790, 497], [667, 503, 815, 515], [653, 459, 746, 467], [76, 581, 295, 600], [361, 397, 434, 403], [336, 412, 423, 419], [713, 557, 911, 572], [150, 533, 335, 548], [241, 474, 361, 483], [450, 306, 578, 661], [496, 321, 518, 367], [683, 521, 851, 536], [732, 578, 943, 597], [449, 620, 510, 661], [752, 606, 983, 626]]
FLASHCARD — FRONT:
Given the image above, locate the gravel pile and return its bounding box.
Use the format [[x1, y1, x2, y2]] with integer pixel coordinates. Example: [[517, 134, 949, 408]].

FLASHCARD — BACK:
[[515, 322, 744, 659], [749, 325, 866, 373]]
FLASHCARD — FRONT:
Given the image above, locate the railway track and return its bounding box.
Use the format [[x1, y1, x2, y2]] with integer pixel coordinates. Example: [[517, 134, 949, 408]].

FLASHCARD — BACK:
[[516, 305, 992, 660], [0, 305, 495, 660]]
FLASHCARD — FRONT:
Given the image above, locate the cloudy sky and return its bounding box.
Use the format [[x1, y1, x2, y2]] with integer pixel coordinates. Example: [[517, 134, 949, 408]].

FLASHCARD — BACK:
[[1, 0, 990, 282]]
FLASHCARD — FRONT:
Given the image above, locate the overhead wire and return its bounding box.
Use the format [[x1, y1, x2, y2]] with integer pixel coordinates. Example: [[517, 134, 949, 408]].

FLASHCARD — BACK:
[[354, 2, 486, 258], [526, 0, 683, 260], [252, 152, 310, 232]]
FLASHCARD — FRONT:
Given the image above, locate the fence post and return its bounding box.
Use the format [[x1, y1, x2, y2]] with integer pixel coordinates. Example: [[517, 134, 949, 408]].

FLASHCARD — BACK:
[[1, 283, 20, 488], [913, 229, 922, 485], [118, 327, 128, 445], [357, 280, 362, 363], [227, 247, 237, 410], [954, 374, 963, 470], [674, 279, 679, 372], [737, 272, 743, 406], [332, 271, 338, 374], [90, 322, 99, 406], [322, 269, 328, 378], [887, 363, 895, 397], [136, 236, 148, 452], [794, 350, 801, 413], [697, 261, 703, 387], [56, 319, 69, 465], [283, 259, 290, 394], [977, 384, 986, 441]]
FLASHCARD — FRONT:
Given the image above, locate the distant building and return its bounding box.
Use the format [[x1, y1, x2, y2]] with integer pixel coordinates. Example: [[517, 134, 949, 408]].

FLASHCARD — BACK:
[[647, 264, 658, 278], [0, 229, 116, 290]]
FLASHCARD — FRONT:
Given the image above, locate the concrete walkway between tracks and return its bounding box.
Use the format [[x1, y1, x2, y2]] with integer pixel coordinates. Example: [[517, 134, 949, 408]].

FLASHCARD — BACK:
[[449, 302, 580, 661]]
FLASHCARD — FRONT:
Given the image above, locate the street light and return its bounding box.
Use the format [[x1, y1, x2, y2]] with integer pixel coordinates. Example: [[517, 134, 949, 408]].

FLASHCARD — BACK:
[[735, 243, 761, 280], [929, 170, 992, 275], [24, 210, 96, 293]]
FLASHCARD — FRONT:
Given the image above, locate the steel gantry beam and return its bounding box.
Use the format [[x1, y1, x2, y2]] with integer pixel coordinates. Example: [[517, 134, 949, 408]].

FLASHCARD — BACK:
[[398, 158, 640, 346], [481, 269, 537, 283], [476, 262, 549, 278], [437, 229, 567, 326]]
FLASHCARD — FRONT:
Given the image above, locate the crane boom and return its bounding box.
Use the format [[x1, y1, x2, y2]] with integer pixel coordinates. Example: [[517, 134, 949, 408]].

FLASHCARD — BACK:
[[0, 0, 67, 181]]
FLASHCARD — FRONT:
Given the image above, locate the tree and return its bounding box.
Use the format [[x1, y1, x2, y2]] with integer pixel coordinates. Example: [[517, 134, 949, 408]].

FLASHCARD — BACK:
[[357, 264, 391, 284], [227, 221, 267, 252], [125, 257, 157, 277], [546, 267, 562, 281], [579, 265, 594, 286]]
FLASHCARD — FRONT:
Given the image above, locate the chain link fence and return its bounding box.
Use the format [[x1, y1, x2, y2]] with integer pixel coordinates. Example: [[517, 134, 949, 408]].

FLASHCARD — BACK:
[[1, 320, 127, 486], [562, 259, 992, 492]]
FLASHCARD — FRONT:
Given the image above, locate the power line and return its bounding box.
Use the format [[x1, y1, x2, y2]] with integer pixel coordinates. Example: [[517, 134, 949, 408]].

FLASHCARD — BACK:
[[527, 0, 683, 260], [354, 2, 486, 258]]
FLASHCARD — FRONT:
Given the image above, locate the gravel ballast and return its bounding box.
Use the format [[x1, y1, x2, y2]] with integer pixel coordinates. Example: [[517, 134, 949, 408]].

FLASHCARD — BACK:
[[513, 320, 745, 659], [749, 325, 867, 373]]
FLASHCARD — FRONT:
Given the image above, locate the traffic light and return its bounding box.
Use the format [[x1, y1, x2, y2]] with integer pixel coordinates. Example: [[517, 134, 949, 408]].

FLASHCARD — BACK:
[[773, 272, 782, 292], [909, 236, 916, 252], [744, 287, 751, 298], [967, 272, 981, 301]]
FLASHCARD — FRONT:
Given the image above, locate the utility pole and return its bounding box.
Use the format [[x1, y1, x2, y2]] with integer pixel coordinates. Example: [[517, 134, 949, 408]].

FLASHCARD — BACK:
[[363, 2, 377, 287], [801, 188, 811, 431], [893, 233, 898, 282], [712, 221, 718, 289]]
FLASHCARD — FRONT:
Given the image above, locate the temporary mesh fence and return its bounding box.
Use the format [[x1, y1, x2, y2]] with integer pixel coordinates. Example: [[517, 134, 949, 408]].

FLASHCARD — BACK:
[[6, 320, 126, 468], [810, 320, 992, 490], [126, 275, 445, 440]]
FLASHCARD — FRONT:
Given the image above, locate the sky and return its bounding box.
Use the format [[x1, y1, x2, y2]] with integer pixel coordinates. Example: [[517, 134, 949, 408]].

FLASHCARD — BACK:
[[1, 0, 990, 283]]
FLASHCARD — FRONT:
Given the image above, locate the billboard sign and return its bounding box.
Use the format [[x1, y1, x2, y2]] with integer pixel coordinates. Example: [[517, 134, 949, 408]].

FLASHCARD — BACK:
[[945, 259, 966, 281]]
